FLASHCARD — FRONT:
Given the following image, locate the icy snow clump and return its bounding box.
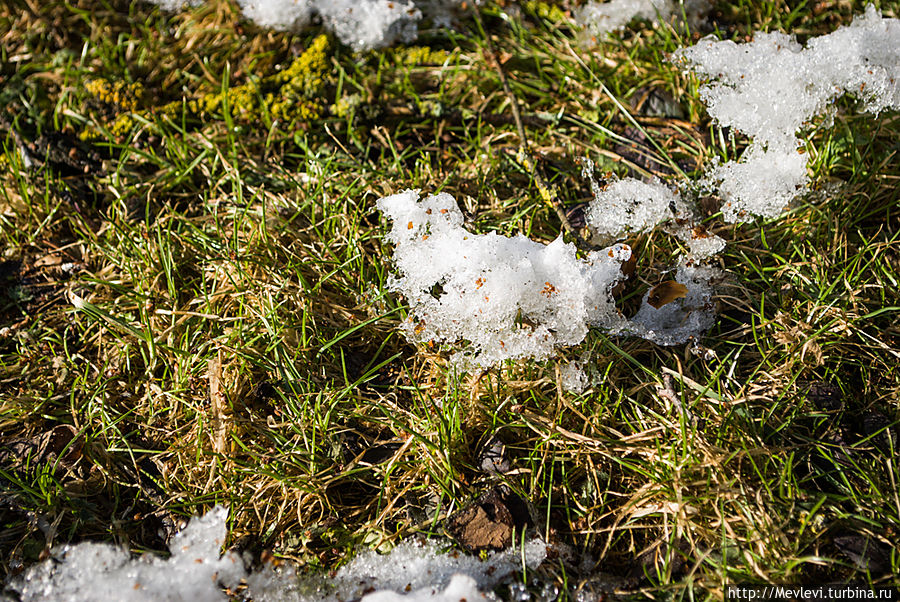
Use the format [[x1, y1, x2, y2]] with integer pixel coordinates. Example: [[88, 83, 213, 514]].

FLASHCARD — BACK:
[[9, 506, 245, 602], [247, 537, 547, 602], [377, 190, 632, 368], [149, 0, 468, 51], [577, 0, 712, 39], [584, 174, 691, 239], [581, 163, 724, 345], [234, 0, 422, 50], [673, 4, 900, 221]]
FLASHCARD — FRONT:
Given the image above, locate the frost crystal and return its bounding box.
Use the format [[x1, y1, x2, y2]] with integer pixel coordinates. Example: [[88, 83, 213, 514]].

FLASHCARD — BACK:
[[10, 507, 245, 602], [577, 0, 711, 38], [377, 190, 631, 368], [673, 5, 900, 221]]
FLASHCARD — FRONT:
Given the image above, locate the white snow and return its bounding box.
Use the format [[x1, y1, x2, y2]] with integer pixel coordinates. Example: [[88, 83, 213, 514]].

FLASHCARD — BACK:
[[580, 163, 724, 346], [673, 5, 900, 221], [233, 0, 422, 50], [9, 508, 547, 602], [560, 360, 589, 394], [584, 173, 690, 239], [626, 261, 719, 345], [147, 0, 201, 10], [317, 1, 422, 52], [10, 507, 244, 602], [361, 574, 488, 602], [376, 184, 728, 366], [376, 189, 633, 368], [235, 0, 314, 31], [577, 0, 712, 39], [248, 536, 547, 601], [149, 0, 466, 51]]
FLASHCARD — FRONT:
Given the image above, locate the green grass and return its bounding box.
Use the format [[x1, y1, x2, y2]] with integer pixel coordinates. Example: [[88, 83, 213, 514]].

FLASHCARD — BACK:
[[1, 0, 899, 598]]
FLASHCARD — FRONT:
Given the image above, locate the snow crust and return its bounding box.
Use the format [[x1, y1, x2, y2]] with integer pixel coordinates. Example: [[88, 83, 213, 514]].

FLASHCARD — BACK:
[[673, 5, 900, 221], [9, 507, 244, 602], [377, 189, 633, 369], [577, 0, 712, 38]]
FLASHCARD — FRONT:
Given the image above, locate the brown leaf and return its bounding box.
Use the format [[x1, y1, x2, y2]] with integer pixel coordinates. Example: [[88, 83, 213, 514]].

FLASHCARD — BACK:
[[0, 424, 83, 468], [446, 488, 532, 552], [647, 281, 688, 309], [620, 252, 637, 279]]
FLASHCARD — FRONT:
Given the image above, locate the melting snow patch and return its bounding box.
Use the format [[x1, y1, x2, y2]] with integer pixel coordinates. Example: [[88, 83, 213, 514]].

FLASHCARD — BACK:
[[247, 537, 547, 601], [149, 0, 470, 51], [673, 4, 900, 221], [7, 508, 547, 602], [8, 507, 245, 602], [577, 0, 712, 39], [376, 189, 632, 369], [627, 262, 720, 345], [580, 167, 724, 346], [584, 173, 690, 239]]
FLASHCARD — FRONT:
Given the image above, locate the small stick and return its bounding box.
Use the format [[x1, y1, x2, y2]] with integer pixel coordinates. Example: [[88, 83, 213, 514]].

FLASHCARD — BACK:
[[472, 9, 594, 251]]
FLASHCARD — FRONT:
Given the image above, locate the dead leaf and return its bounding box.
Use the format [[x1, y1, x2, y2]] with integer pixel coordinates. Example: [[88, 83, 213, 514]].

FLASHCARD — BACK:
[[0, 424, 83, 468], [446, 488, 532, 552], [647, 281, 688, 309]]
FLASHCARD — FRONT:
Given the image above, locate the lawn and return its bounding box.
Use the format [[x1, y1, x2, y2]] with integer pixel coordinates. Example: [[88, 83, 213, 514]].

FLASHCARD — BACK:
[[1, 0, 899, 599]]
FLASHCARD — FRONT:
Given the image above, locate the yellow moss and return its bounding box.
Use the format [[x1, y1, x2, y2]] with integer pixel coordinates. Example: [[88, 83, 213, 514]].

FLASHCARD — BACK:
[[155, 101, 183, 120], [538, 183, 556, 203], [186, 35, 329, 124], [110, 113, 139, 137], [524, 0, 568, 22], [81, 34, 332, 138], [84, 78, 145, 111], [391, 46, 450, 66], [331, 94, 362, 119], [274, 34, 330, 93], [267, 34, 330, 122]]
